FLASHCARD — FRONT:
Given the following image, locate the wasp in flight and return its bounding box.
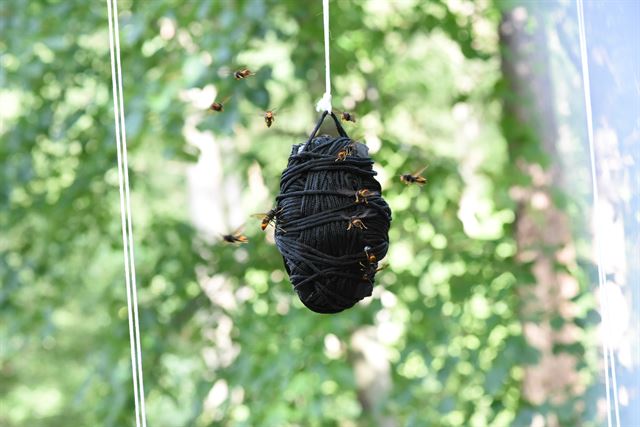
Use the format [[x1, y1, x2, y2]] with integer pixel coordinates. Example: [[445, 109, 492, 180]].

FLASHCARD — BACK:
[[234, 67, 255, 80], [221, 227, 248, 244], [209, 96, 231, 112], [262, 109, 278, 128], [400, 165, 428, 186], [337, 110, 356, 123]]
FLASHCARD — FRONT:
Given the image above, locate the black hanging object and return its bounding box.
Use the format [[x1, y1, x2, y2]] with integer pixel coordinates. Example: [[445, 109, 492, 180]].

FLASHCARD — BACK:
[[274, 112, 392, 313]]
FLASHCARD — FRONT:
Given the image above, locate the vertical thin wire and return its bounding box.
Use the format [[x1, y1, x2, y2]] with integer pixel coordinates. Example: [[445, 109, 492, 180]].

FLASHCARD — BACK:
[[106, 0, 147, 425], [576, 1, 620, 426], [111, 1, 148, 424], [106, 2, 140, 425], [315, 0, 332, 113]]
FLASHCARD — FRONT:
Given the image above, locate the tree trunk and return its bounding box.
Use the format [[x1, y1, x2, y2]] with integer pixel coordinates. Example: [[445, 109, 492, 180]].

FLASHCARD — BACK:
[[500, 5, 584, 426]]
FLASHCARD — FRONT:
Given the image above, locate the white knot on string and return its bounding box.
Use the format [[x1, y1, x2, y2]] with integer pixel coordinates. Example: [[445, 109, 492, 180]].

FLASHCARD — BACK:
[[316, 92, 332, 113]]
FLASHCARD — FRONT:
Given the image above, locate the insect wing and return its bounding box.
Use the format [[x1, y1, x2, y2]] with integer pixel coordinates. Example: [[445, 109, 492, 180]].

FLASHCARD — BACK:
[[412, 165, 429, 177]]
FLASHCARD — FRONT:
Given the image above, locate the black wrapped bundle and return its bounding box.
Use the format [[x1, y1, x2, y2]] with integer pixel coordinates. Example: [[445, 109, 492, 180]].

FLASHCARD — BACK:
[[274, 112, 392, 313]]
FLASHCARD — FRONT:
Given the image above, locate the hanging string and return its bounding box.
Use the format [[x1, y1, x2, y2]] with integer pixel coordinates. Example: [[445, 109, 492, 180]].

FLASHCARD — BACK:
[[106, 0, 147, 425], [315, 0, 332, 113], [576, 1, 620, 426]]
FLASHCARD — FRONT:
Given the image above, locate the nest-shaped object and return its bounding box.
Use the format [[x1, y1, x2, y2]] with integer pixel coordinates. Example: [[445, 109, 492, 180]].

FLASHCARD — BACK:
[[274, 112, 392, 313]]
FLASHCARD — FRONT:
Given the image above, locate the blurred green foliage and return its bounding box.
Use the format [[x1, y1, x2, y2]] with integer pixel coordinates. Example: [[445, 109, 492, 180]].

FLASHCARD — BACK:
[[1, 0, 597, 426]]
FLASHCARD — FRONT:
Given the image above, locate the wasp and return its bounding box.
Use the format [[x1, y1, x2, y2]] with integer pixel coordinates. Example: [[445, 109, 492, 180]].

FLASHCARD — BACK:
[[339, 188, 378, 204], [360, 246, 386, 280], [353, 188, 379, 204], [363, 246, 377, 264], [345, 210, 374, 231], [262, 109, 277, 128], [234, 67, 255, 80], [337, 110, 356, 123], [335, 141, 356, 162], [339, 188, 372, 205], [221, 227, 248, 244], [251, 207, 283, 231], [347, 217, 368, 231], [365, 263, 388, 280], [339, 188, 376, 204], [400, 165, 428, 186], [208, 96, 231, 112]]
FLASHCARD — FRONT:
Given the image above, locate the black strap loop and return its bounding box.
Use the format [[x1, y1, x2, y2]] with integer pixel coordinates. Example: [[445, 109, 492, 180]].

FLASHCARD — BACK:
[[306, 111, 349, 144], [329, 111, 349, 138]]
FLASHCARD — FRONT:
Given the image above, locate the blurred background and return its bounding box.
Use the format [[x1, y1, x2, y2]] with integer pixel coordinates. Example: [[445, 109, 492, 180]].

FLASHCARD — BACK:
[[1, 0, 638, 426]]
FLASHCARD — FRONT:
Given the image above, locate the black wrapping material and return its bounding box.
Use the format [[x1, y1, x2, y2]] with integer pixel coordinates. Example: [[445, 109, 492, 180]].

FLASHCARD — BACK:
[[274, 112, 392, 313]]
